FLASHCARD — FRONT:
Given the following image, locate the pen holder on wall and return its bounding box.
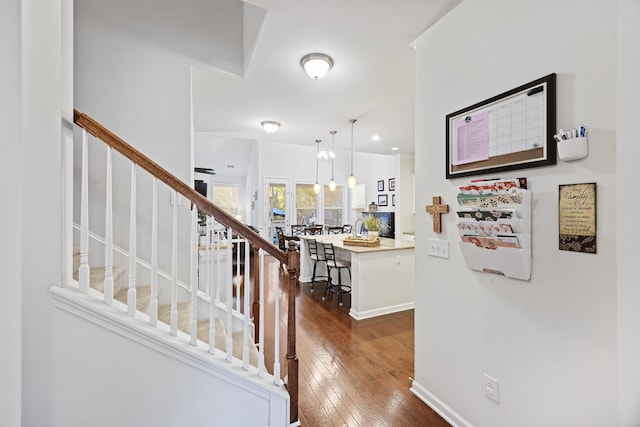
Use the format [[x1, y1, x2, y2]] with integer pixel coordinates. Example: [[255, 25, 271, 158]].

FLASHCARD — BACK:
[[557, 136, 588, 161]]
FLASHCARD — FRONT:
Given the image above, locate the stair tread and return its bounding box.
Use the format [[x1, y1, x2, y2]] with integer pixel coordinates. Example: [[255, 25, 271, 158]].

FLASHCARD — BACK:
[[114, 285, 152, 313], [72, 265, 126, 294], [158, 302, 258, 366]]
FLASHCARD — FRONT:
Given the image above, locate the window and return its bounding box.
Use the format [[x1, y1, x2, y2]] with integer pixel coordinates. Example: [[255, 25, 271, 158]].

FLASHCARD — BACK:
[[295, 183, 318, 225], [213, 184, 239, 217], [323, 185, 344, 226]]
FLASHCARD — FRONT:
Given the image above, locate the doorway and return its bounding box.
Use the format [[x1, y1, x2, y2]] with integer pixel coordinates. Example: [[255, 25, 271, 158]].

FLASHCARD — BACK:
[[265, 178, 290, 244]]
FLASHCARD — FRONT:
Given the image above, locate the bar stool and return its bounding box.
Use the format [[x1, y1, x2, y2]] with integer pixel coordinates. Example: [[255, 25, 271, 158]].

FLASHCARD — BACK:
[[327, 226, 344, 234], [304, 225, 323, 235], [307, 238, 327, 292], [321, 243, 351, 306]]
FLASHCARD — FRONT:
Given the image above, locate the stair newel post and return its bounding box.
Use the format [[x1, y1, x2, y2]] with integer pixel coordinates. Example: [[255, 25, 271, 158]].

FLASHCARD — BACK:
[[79, 129, 90, 294], [103, 146, 114, 305], [257, 250, 266, 378], [242, 239, 251, 370], [252, 244, 261, 345], [127, 163, 137, 316], [149, 177, 158, 327], [189, 205, 198, 346], [286, 240, 300, 424], [170, 191, 179, 336], [226, 226, 234, 363]]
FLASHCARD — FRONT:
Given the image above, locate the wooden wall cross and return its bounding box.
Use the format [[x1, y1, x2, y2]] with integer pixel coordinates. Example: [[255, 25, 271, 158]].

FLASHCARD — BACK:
[[426, 196, 449, 233]]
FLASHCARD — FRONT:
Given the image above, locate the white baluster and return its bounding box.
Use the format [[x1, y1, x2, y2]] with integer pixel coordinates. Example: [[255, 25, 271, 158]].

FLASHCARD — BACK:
[[204, 219, 211, 297], [170, 191, 178, 336], [235, 240, 241, 314], [273, 260, 282, 385], [127, 163, 137, 316], [216, 228, 222, 302], [190, 207, 198, 346], [258, 251, 266, 377], [226, 226, 233, 363], [78, 129, 90, 294], [149, 178, 158, 327], [103, 147, 114, 305], [242, 239, 251, 370], [208, 218, 216, 355]]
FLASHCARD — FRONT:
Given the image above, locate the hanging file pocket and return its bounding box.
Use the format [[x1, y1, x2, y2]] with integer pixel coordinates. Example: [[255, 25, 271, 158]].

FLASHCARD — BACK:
[[456, 187, 532, 280]]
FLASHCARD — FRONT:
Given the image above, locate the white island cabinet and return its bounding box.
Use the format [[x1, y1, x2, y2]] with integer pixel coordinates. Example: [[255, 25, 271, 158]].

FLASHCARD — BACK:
[[299, 234, 415, 320]]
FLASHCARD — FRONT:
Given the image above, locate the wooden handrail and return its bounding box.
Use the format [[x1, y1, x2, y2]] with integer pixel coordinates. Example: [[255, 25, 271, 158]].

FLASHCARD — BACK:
[[73, 109, 287, 264]]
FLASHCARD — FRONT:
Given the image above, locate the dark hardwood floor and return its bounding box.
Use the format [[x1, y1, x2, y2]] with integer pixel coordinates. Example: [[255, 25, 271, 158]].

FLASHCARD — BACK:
[[262, 256, 449, 427]]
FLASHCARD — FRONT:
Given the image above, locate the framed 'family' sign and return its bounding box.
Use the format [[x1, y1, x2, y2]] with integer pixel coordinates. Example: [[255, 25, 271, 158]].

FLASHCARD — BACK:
[[559, 182, 597, 253], [446, 73, 557, 179]]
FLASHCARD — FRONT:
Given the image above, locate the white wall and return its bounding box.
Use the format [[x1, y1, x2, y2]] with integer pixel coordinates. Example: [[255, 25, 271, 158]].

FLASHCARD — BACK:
[[395, 154, 415, 237], [616, 0, 640, 424], [74, 10, 194, 284], [413, 1, 617, 426], [50, 310, 278, 427], [21, 0, 64, 425], [0, 0, 23, 425]]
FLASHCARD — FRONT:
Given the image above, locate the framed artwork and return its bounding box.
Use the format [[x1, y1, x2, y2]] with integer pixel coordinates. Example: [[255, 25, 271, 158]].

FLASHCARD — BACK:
[[446, 73, 557, 179], [559, 183, 596, 253], [392, 194, 396, 206], [378, 194, 388, 206], [389, 178, 395, 191], [378, 180, 384, 192]]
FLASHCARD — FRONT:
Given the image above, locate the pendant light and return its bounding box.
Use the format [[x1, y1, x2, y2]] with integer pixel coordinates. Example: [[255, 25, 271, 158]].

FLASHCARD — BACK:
[[328, 130, 337, 192], [313, 140, 321, 194], [347, 119, 357, 189]]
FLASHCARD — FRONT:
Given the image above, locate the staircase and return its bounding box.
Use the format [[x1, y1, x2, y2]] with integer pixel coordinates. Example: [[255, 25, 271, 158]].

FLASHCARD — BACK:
[[52, 111, 300, 426]]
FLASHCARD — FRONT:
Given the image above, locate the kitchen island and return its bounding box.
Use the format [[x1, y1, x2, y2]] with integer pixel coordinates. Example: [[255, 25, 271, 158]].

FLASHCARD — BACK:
[[299, 234, 415, 320]]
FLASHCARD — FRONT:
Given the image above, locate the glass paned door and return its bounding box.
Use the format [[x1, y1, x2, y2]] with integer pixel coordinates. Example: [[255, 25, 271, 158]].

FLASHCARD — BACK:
[[266, 179, 290, 244]]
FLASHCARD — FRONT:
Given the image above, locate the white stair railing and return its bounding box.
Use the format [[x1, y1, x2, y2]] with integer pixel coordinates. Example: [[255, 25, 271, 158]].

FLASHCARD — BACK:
[[71, 110, 300, 425]]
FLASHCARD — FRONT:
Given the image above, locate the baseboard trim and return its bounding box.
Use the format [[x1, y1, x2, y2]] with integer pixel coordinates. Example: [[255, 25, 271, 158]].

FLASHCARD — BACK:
[[349, 302, 414, 320], [410, 380, 474, 427]]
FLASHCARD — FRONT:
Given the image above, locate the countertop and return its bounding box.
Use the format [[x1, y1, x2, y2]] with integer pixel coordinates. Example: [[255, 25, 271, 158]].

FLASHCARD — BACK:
[[300, 234, 415, 254]]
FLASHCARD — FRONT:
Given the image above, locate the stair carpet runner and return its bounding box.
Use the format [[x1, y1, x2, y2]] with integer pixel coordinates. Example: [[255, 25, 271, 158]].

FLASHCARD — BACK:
[[72, 247, 258, 366]]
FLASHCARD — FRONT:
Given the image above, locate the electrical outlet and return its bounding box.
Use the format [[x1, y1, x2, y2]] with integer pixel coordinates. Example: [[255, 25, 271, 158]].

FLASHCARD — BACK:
[[427, 238, 449, 258], [483, 373, 499, 403]]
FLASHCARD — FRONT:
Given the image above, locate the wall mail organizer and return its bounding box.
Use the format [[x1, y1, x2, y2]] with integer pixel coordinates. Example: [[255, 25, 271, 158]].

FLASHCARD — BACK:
[[456, 178, 531, 280]]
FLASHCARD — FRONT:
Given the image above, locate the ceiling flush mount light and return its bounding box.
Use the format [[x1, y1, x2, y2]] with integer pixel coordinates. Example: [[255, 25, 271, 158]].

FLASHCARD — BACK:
[[300, 53, 334, 80], [328, 130, 337, 191], [347, 119, 357, 189], [391, 147, 400, 151], [371, 134, 381, 142], [314, 140, 322, 194], [261, 120, 281, 134]]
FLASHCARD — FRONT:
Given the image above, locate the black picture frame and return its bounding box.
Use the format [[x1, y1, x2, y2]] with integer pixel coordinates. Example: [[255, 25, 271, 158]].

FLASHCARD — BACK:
[[446, 73, 556, 179], [389, 178, 395, 191], [378, 180, 384, 192], [378, 194, 388, 206]]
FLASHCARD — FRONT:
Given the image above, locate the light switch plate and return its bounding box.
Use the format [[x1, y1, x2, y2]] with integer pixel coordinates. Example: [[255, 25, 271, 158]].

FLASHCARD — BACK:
[[427, 238, 449, 258]]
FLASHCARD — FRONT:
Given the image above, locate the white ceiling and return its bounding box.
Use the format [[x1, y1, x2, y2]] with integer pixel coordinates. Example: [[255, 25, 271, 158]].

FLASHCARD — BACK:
[[78, 0, 462, 174]]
